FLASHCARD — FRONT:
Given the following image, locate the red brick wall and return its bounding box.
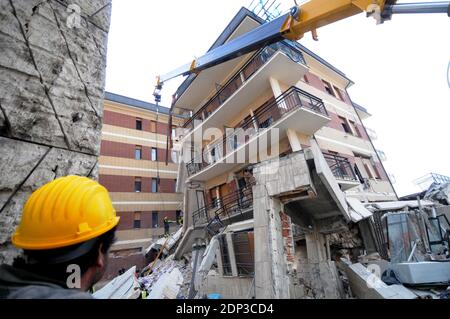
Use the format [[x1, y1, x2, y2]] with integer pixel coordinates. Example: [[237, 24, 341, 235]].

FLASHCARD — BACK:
[[158, 178, 176, 193], [327, 111, 344, 131], [101, 140, 135, 159], [117, 212, 134, 230], [304, 72, 356, 108], [99, 175, 176, 193], [280, 211, 294, 264], [104, 110, 170, 135], [374, 162, 389, 181], [324, 111, 371, 142], [116, 211, 178, 231], [100, 140, 171, 162], [304, 72, 326, 92]]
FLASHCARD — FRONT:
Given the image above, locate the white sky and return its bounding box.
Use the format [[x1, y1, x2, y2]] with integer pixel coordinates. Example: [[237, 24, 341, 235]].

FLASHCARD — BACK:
[[105, 0, 450, 197]]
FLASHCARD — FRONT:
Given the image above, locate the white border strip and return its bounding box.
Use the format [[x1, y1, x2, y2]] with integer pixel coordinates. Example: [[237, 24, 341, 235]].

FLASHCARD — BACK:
[[112, 201, 182, 205], [102, 131, 167, 145], [315, 135, 374, 156], [99, 165, 177, 175]]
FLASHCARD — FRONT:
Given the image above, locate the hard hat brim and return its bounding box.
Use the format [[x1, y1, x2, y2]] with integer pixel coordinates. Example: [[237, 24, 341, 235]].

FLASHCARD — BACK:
[[12, 216, 120, 250]]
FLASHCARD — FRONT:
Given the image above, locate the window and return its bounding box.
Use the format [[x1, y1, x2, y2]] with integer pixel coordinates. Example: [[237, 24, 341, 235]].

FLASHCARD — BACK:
[[134, 212, 141, 229], [349, 120, 362, 138], [363, 163, 375, 179], [303, 75, 309, 83], [134, 177, 142, 193], [259, 116, 273, 129], [174, 179, 177, 192], [338, 116, 351, 134], [136, 118, 142, 130], [172, 126, 177, 139], [356, 155, 380, 180], [152, 211, 158, 228], [151, 148, 157, 161], [233, 231, 255, 276], [150, 121, 157, 133], [218, 235, 233, 276], [151, 178, 158, 193], [135, 146, 142, 160], [333, 86, 345, 101], [171, 150, 178, 163], [322, 80, 335, 97], [176, 210, 182, 224]]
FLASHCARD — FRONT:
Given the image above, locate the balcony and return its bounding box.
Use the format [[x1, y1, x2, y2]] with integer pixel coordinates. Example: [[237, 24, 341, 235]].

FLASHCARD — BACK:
[[186, 86, 329, 181], [192, 182, 255, 233], [323, 153, 360, 190], [182, 41, 308, 134]]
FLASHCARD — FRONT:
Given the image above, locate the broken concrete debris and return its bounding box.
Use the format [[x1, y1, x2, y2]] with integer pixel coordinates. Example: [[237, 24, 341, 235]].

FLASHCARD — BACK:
[[97, 176, 450, 299], [93, 266, 141, 299]]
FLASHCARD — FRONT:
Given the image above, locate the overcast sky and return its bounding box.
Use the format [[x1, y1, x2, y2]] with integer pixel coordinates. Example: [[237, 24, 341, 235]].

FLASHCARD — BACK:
[[105, 0, 450, 197]]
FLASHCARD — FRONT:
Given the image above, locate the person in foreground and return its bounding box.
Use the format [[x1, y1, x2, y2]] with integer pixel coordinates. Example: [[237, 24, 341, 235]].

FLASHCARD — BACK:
[[0, 176, 120, 299]]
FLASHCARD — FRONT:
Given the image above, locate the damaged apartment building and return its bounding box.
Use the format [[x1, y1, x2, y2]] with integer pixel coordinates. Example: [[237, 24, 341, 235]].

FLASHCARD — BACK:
[[98, 93, 184, 279], [168, 8, 403, 298]]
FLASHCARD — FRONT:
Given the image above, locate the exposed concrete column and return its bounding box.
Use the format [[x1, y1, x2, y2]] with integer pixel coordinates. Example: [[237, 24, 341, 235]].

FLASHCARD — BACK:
[[253, 184, 290, 299], [216, 247, 224, 276], [191, 238, 207, 296], [249, 109, 259, 131], [305, 230, 327, 263], [269, 77, 287, 112], [269, 77, 283, 97], [0, 0, 111, 264], [286, 129, 303, 152], [226, 232, 238, 277]]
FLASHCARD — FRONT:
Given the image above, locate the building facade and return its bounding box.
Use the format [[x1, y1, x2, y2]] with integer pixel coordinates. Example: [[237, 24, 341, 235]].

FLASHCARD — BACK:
[[99, 92, 183, 276], [171, 8, 398, 299]]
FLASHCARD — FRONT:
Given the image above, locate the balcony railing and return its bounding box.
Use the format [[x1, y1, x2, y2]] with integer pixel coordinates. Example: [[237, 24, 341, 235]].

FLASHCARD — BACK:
[[193, 182, 255, 231], [323, 153, 358, 182], [183, 41, 306, 131], [186, 86, 327, 177]]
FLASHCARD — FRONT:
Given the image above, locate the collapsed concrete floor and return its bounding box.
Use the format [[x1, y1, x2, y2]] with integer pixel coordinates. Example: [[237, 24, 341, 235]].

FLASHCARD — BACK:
[[95, 145, 450, 299]]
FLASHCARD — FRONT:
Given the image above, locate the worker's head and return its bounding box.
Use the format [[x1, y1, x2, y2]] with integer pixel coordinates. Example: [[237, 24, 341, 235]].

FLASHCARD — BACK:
[[11, 176, 120, 291]]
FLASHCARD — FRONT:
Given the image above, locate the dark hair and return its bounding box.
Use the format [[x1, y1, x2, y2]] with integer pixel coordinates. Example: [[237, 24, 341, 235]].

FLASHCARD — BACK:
[[14, 227, 117, 286]]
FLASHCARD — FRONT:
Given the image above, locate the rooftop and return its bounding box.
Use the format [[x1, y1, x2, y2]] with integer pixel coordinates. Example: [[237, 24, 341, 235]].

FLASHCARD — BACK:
[[104, 91, 171, 115]]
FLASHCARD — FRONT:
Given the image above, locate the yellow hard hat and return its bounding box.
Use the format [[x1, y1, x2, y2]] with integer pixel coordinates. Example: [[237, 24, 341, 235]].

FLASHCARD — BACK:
[[12, 176, 120, 250]]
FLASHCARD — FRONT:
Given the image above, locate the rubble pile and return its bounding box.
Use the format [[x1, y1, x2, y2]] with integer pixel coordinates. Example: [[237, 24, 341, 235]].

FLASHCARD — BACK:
[[424, 183, 450, 205], [139, 254, 193, 299]]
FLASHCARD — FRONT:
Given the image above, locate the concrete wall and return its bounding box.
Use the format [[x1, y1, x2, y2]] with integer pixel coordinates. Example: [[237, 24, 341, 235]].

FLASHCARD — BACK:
[[201, 274, 254, 299], [0, 0, 111, 264]]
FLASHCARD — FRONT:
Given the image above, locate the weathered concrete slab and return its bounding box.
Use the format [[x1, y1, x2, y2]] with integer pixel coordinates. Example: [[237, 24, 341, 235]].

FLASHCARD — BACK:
[[344, 263, 417, 299]]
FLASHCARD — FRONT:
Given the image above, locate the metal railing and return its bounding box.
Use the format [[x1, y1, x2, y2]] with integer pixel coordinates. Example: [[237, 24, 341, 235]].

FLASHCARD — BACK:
[[323, 153, 358, 182], [183, 41, 306, 130], [192, 182, 255, 231], [186, 86, 327, 177]]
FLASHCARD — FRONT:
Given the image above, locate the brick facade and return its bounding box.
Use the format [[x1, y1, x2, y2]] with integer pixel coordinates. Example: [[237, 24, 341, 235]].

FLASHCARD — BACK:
[[100, 140, 171, 163], [104, 110, 170, 135], [99, 175, 176, 193], [116, 211, 178, 231]]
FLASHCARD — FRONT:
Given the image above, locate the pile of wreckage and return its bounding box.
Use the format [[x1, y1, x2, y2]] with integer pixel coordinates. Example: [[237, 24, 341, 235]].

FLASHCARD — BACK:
[[335, 182, 450, 299], [93, 183, 450, 299]]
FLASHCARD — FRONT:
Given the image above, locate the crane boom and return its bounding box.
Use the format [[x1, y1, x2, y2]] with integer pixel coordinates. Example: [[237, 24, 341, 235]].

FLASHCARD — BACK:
[[156, 0, 449, 87], [159, 0, 450, 165]]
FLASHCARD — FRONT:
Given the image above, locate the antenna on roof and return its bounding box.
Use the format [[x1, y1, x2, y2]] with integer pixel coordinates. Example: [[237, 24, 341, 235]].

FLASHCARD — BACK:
[[248, 0, 283, 22]]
